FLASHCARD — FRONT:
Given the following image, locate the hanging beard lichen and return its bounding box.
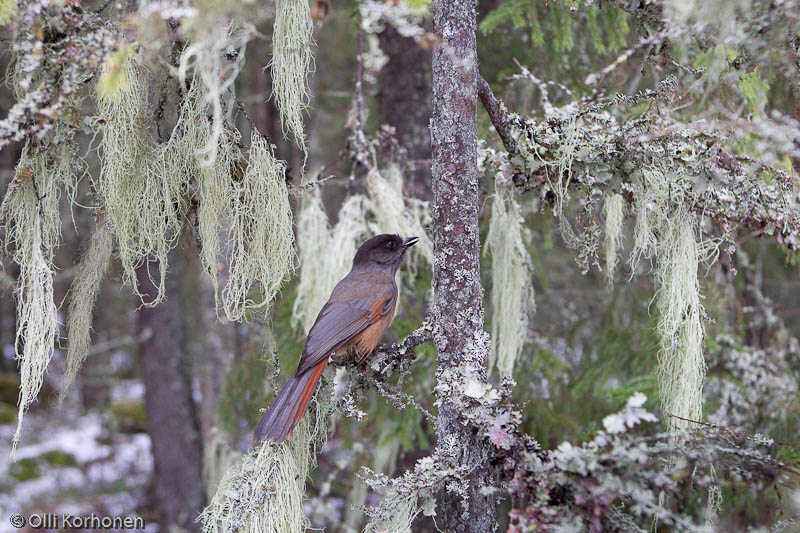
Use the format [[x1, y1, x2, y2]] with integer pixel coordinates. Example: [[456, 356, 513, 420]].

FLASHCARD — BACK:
[[59, 218, 113, 403], [364, 491, 420, 533], [194, 102, 241, 304], [220, 132, 295, 321], [654, 212, 707, 431], [96, 51, 187, 305], [484, 185, 534, 377], [1, 142, 70, 452], [629, 168, 663, 273], [291, 190, 329, 332], [292, 193, 369, 333], [603, 192, 624, 286], [629, 167, 714, 431], [199, 388, 336, 533], [546, 115, 579, 217], [271, 0, 314, 157]]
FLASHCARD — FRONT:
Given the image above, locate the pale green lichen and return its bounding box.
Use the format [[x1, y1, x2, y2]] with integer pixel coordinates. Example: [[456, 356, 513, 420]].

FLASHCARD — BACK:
[[96, 51, 186, 305], [629, 168, 714, 432], [629, 167, 665, 274], [550, 116, 579, 217], [220, 132, 295, 321], [60, 218, 113, 403], [484, 185, 534, 377], [187, 77, 238, 300], [96, 44, 136, 100], [1, 142, 71, 453], [0, 0, 18, 26], [199, 388, 336, 533], [179, 23, 254, 166], [603, 192, 624, 285], [270, 0, 314, 157], [654, 212, 707, 431], [202, 430, 244, 502], [291, 190, 332, 333], [292, 193, 370, 333], [364, 491, 419, 533]]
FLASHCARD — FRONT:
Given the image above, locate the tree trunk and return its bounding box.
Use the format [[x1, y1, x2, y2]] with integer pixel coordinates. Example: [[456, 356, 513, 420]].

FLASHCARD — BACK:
[[377, 25, 432, 198], [136, 255, 206, 531], [431, 0, 497, 530]]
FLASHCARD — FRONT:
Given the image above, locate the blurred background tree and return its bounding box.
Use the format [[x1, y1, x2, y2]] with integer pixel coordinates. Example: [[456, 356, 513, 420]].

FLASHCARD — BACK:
[[0, 0, 799, 531]]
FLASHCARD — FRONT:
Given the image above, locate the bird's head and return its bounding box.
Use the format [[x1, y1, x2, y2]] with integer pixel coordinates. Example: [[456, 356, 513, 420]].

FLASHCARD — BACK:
[[353, 234, 419, 270]]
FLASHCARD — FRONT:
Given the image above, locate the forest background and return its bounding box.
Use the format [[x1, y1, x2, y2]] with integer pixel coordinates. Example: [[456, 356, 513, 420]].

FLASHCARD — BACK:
[[0, 0, 799, 532]]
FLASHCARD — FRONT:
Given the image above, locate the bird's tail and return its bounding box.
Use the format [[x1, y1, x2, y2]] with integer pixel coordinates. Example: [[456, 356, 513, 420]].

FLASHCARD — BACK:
[[254, 357, 329, 443]]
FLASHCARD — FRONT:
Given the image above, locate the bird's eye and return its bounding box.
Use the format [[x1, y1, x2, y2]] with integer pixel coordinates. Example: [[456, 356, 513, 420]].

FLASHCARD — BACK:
[[387, 240, 396, 249]]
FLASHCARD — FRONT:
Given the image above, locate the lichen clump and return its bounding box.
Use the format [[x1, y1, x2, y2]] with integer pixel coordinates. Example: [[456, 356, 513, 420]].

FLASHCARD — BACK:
[[484, 184, 534, 377], [0, 143, 71, 452], [200, 391, 336, 533], [221, 132, 295, 321], [602, 192, 624, 285], [61, 219, 113, 402], [271, 0, 314, 156], [96, 51, 184, 305]]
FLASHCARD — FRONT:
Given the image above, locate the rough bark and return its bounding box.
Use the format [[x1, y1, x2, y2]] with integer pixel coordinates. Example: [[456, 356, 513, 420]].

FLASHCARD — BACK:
[[377, 25, 432, 198], [136, 255, 206, 531], [431, 0, 497, 530]]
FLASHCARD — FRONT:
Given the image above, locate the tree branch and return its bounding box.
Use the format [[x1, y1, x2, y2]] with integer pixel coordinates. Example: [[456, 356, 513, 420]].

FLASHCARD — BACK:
[[477, 74, 517, 154]]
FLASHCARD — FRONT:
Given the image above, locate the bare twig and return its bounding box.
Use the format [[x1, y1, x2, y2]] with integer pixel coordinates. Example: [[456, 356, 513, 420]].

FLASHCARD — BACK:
[[373, 319, 434, 376], [667, 413, 800, 447], [331, 320, 435, 420], [85, 329, 154, 357]]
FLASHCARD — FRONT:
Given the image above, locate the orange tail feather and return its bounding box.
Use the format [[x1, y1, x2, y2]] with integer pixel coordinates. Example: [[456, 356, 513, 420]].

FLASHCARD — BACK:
[[254, 357, 329, 443]]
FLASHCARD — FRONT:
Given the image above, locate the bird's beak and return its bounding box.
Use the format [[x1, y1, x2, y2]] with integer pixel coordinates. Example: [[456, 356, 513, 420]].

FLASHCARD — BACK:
[[402, 236, 419, 249]]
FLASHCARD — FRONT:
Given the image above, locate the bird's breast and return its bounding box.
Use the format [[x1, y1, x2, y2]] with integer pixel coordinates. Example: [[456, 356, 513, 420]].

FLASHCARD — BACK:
[[335, 300, 397, 360]]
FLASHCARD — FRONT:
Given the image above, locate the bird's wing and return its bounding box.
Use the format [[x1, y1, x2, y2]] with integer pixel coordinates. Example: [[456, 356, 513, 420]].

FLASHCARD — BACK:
[[296, 282, 396, 375]]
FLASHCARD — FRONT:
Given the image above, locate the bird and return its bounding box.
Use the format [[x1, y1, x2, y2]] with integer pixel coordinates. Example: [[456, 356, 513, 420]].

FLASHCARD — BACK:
[[254, 233, 419, 443]]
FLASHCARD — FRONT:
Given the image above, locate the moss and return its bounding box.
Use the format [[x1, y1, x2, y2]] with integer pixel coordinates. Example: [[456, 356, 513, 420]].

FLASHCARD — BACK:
[[0, 0, 17, 26], [107, 400, 147, 434], [8, 457, 39, 481], [96, 45, 136, 99], [41, 449, 78, 467]]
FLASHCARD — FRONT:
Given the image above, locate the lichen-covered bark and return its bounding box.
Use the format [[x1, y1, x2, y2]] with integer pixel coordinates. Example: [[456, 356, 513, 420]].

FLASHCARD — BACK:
[[431, 0, 497, 530], [136, 256, 206, 531]]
